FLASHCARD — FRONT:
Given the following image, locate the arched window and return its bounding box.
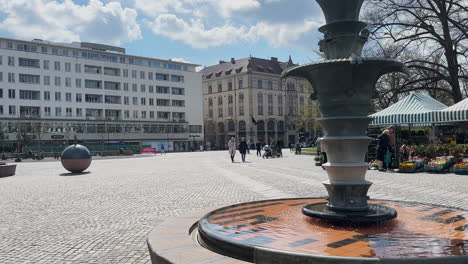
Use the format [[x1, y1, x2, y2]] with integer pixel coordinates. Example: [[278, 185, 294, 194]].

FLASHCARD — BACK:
[[239, 120, 246, 131], [218, 122, 225, 133], [228, 120, 235, 132]]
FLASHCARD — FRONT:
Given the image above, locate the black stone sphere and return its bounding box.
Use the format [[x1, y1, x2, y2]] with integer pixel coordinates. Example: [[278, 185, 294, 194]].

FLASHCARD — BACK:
[[61, 144, 92, 173]]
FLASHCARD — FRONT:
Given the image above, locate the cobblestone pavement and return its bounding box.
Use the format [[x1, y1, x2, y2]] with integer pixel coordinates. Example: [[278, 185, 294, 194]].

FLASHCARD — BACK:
[[1, 151, 468, 263]]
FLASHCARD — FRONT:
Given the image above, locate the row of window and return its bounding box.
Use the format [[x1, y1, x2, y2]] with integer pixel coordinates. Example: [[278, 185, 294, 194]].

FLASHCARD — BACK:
[[0, 89, 186, 107], [4, 42, 190, 72], [207, 105, 288, 118], [0, 74, 186, 95], [0, 105, 186, 120], [207, 94, 306, 106], [3, 122, 201, 135], [207, 80, 305, 93]]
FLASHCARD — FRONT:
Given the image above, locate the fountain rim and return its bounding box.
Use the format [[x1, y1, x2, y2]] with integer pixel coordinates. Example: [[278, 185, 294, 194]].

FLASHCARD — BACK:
[[281, 57, 407, 78], [196, 197, 468, 264]]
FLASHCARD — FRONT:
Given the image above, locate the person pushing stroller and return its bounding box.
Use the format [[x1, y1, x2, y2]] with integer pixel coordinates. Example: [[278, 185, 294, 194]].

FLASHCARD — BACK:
[[262, 145, 273, 159]]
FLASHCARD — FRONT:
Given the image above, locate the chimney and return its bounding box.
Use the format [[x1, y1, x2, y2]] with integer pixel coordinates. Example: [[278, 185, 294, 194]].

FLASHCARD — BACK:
[[231, 58, 236, 64], [271, 57, 278, 62], [219, 60, 226, 64]]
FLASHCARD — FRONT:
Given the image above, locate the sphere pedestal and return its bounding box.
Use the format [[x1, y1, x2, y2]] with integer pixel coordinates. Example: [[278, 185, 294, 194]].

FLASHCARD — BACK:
[[61, 144, 92, 173]]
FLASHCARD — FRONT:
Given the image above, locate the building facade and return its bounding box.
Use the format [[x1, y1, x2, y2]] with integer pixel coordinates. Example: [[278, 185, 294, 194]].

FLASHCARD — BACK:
[[201, 56, 317, 149], [0, 38, 203, 152]]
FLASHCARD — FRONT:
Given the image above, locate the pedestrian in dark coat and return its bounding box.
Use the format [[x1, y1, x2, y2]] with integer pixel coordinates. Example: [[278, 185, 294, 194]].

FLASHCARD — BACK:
[[256, 142, 262, 157], [239, 137, 248, 162]]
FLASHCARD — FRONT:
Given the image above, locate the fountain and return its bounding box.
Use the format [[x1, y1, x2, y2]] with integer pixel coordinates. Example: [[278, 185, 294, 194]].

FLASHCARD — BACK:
[[147, 1, 468, 263]]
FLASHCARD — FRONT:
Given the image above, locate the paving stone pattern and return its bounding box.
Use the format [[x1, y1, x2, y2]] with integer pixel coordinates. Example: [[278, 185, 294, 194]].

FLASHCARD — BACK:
[[1, 151, 468, 263]]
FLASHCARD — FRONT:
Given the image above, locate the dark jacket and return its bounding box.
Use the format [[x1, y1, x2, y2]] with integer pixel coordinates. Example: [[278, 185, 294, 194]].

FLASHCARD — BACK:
[[239, 141, 248, 154]]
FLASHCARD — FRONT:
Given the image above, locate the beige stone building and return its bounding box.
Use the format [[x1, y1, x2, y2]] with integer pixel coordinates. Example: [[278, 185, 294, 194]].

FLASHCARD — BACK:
[[201, 56, 317, 149]]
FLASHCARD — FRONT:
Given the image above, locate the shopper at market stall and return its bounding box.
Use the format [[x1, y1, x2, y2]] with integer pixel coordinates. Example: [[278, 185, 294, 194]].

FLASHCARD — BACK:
[[376, 129, 394, 171]]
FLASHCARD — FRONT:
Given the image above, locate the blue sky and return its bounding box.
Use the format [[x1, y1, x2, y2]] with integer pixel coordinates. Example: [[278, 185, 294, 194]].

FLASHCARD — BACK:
[[0, 0, 326, 68]]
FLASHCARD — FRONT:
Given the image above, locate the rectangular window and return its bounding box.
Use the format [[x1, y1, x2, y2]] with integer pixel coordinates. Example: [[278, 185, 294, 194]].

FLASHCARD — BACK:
[[44, 76, 50, 86], [171, 75, 184, 82], [104, 67, 120, 76], [140, 84, 145, 93], [140, 71, 145, 79], [172, 100, 185, 107], [52, 48, 58, 55], [19, 90, 40, 100], [54, 61, 60, 71], [156, 99, 170, 106], [133, 110, 138, 118], [239, 105, 244, 116], [44, 60, 50, 70], [55, 92, 61, 101], [66, 93, 72, 102], [19, 58, 40, 68], [0, 105, 3, 115], [44, 91, 50, 101], [8, 73, 15, 83], [8, 89, 15, 99], [258, 106, 263, 115], [124, 110, 129, 118], [172, 87, 184, 95], [75, 78, 82, 88], [157, 111, 170, 120], [149, 85, 154, 93], [44, 107, 51, 117], [8, 56, 14, 66], [0, 89, 2, 98], [132, 97, 138, 105], [150, 111, 155, 119], [123, 83, 129, 91], [66, 107, 72, 117], [104, 81, 120, 91], [132, 84, 137, 92], [54, 76, 61, 86], [218, 108, 223, 118], [156, 73, 168, 81], [132, 70, 137, 79], [0, 72, 2, 82], [65, 77, 71, 87], [76, 108, 82, 117], [124, 96, 129, 105], [258, 80, 263, 89], [123, 69, 128, 78], [19, 74, 40, 84], [85, 94, 102, 103], [76, 93, 82, 102], [172, 112, 185, 120], [148, 72, 153, 80], [9, 106, 16, 115], [141, 111, 146, 119], [65, 63, 71, 72], [41, 47, 48, 54], [55, 107, 61, 117], [105, 95, 121, 104], [149, 98, 154, 106], [84, 65, 102, 74], [85, 80, 102, 89], [141, 98, 146, 105], [156, 86, 169, 94], [75, 64, 81, 73]]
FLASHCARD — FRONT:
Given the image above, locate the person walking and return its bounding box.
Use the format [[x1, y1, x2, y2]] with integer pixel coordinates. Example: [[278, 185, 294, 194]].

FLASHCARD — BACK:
[[161, 144, 166, 155], [246, 140, 251, 154], [228, 137, 236, 163], [239, 137, 248, 162], [256, 142, 262, 157]]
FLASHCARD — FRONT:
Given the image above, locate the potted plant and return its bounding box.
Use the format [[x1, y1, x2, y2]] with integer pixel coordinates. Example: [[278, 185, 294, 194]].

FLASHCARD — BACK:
[[314, 156, 322, 166]]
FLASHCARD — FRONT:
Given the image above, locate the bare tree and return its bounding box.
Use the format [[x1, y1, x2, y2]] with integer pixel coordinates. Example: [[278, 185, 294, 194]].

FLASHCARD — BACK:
[[364, 0, 468, 103]]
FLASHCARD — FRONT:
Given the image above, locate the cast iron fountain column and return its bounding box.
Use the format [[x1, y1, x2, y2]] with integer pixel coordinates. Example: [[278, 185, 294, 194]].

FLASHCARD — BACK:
[[284, 0, 405, 222]]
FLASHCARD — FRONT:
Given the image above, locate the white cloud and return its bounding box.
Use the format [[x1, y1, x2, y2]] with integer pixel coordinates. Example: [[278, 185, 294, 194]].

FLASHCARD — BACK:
[[139, 0, 321, 50], [0, 0, 142, 46]]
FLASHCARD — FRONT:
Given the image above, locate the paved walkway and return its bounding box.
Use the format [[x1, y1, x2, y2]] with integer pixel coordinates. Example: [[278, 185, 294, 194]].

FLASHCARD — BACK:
[[1, 151, 467, 263]]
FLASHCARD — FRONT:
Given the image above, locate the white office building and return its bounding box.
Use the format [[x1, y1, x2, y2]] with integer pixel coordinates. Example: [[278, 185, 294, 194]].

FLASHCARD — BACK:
[[0, 38, 203, 153]]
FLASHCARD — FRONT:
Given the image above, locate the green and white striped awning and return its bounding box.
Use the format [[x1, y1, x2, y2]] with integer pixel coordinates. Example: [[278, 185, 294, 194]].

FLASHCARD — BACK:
[[433, 97, 468, 123], [370, 92, 448, 126]]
